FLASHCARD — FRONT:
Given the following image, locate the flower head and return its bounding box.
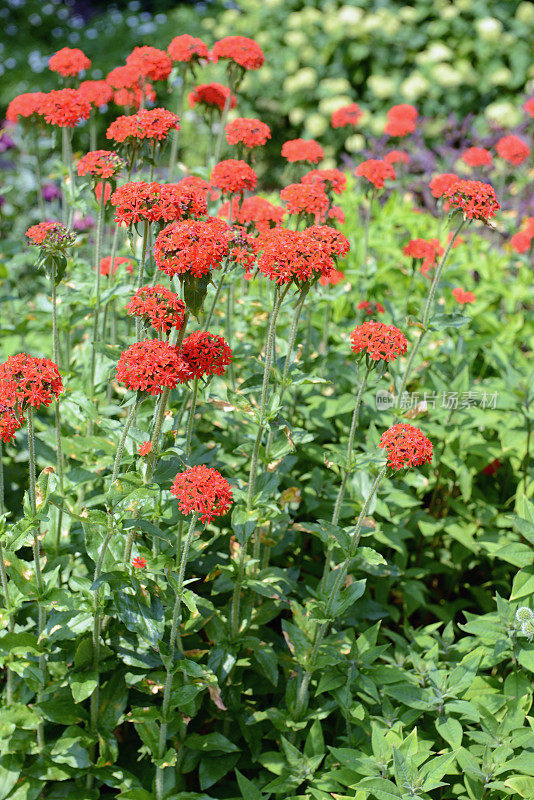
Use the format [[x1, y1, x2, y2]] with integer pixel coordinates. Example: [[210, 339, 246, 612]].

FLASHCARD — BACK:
[[305, 225, 350, 258], [211, 36, 264, 71], [106, 108, 180, 143], [6, 92, 46, 123], [510, 231, 533, 253], [379, 423, 433, 470], [38, 89, 91, 128], [154, 218, 231, 278], [461, 146, 492, 168], [350, 321, 407, 363], [444, 179, 500, 221], [331, 103, 362, 129], [77, 150, 125, 179], [78, 80, 114, 108], [49, 47, 91, 77], [168, 35, 209, 63], [180, 331, 232, 379], [170, 465, 233, 523], [106, 66, 155, 109], [257, 227, 334, 285], [99, 256, 133, 276], [26, 221, 76, 254], [132, 556, 147, 569], [110, 181, 206, 227], [384, 104, 418, 137], [210, 159, 257, 196], [355, 159, 395, 189], [429, 173, 458, 199], [319, 269, 345, 287], [452, 288, 475, 304], [188, 83, 237, 112], [302, 168, 347, 195], [496, 134, 531, 166], [0, 354, 63, 441], [116, 340, 189, 395], [384, 150, 410, 166], [525, 98, 534, 118], [126, 46, 172, 82], [218, 196, 284, 233], [358, 300, 385, 315], [138, 442, 152, 457], [403, 238, 444, 274], [280, 183, 329, 220], [281, 138, 324, 164], [126, 285, 187, 333], [225, 118, 271, 148]]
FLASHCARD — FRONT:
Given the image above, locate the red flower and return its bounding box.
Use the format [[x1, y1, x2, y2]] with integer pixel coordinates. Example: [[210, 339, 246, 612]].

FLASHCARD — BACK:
[[280, 183, 329, 220], [49, 47, 91, 77], [429, 173, 458, 199], [319, 269, 345, 287], [188, 83, 237, 112], [482, 458, 501, 476], [6, 92, 46, 123], [379, 423, 433, 470], [525, 98, 534, 118], [138, 442, 152, 456], [510, 231, 532, 253], [305, 225, 350, 258], [355, 159, 396, 189], [302, 168, 347, 195], [77, 150, 124, 179], [384, 104, 418, 137], [350, 321, 407, 363], [384, 150, 410, 166], [106, 66, 156, 109], [211, 36, 264, 71], [126, 46, 172, 82], [210, 159, 257, 196], [461, 147, 492, 168], [281, 138, 324, 164], [132, 556, 147, 568], [26, 221, 76, 253], [170, 466, 233, 523], [452, 288, 475, 304], [116, 340, 189, 395], [219, 196, 284, 232], [180, 331, 232, 379], [110, 181, 206, 227], [496, 134, 531, 166], [257, 228, 335, 284], [403, 238, 444, 273], [0, 354, 63, 441], [525, 218, 534, 237], [358, 300, 385, 315], [331, 103, 362, 129], [225, 118, 271, 148], [154, 218, 231, 278], [126, 285, 187, 333], [328, 206, 345, 224], [99, 256, 133, 276], [107, 108, 180, 143], [444, 179, 500, 221], [168, 35, 209, 63], [78, 80, 114, 108], [38, 89, 91, 128]]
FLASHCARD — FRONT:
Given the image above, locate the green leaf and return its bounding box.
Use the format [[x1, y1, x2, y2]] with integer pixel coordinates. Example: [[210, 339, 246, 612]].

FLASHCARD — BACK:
[[113, 589, 164, 647], [435, 716, 463, 749], [185, 732, 240, 754], [355, 777, 402, 799], [0, 755, 23, 800], [235, 769, 264, 800], [504, 776, 534, 797]]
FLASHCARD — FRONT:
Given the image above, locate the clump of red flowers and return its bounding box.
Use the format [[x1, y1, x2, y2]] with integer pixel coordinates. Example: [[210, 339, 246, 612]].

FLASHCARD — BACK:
[[350, 321, 407, 363], [77, 150, 125, 179], [429, 173, 458, 199], [170, 465, 233, 523], [180, 331, 232, 379], [211, 159, 257, 196], [379, 423, 433, 470], [496, 135, 531, 166], [302, 168, 347, 195], [126, 286, 187, 333], [39, 89, 91, 128], [384, 150, 410, 166], [106, 65, 155, 109], [110, 181, 206, 227], [116, 340, 189, 395], [168, 35, 209, 63], [355, 159, 396, 190], [78, 80, 114, 109], [358, 300, 385, 315], [384, 104, 418, 137], [132, 556, 147, 568], [305, 225, 350, 259], [6, 92, 46, 123], [126, 46, 172, 82], [225, 118, 271, 148], [219, 196, 284, 232], [257, 228, 334, 285], [280, 183, 329, 220], [49, 47, 91, 77], [452, 288, 475, 304], [107, 108, 180, 143], [0, 354, 64, 442], [188, 83, 237, 112], [403, 238, 444, 276], [281, 139, 324, 165], [154, 218, 231, 278], [211, 36, 265, 71], [26, 221, 76, 254], [99, 256, 133, 276], [331, 103, 362, 128], [524, 98, 534, 118], [444, 179, 500, 221], [461, 147, 492, 168], [319, 269, 345, 287], [510, 230, 533, 253]]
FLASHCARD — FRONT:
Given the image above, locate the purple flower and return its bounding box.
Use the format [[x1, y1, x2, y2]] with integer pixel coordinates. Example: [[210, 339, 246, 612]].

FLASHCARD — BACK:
[[42, 183, 62, 202]]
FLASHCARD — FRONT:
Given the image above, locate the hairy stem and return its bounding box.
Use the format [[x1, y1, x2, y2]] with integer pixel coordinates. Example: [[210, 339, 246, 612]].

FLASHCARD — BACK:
[[89, 188, 107, 397]]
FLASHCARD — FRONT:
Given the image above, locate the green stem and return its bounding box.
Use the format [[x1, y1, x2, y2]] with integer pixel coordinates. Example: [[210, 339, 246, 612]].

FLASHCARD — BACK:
[[168, 65, 187, 181], [184, 378, 199, 461], [89, 188, 107, 396], [213, 90, 232, 166], [31, 124, 46, 220], [62, 128, 75, 228], [204, 258, 230, 330], [135, 220, 150, 342], [51, 267, 65, 550], [89, 116, 97, 152]]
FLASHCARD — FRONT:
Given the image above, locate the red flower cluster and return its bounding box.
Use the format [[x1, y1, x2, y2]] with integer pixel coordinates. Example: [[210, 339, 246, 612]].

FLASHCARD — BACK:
[[170, 465, 233, 523], [126, 46, 172, 82], [525, 98, 534, 118], [0, 354, 63, 442], [188, 83, 237, 112], [211, 159, 257, 196], [462, 147, 492, 168], [281, 138, 324, 164], [350, 321, 407, 363], [280, 183, 329, 219], [510, 230, 533, 253], [444, 179, 500, 221], [154, 218, 231, 278], [319, 269, 345, 287], [225, 118, 271, 148], [106, 66, 155, 109], [403, 238, 444, 274], [384, 104, 418, 137], [305, 225, 350, 258], [211, 36, 265, 71], [358, 300, 385, 315], [180, 331, 232, 379], [496, 135, 531, 166], [49, 47, 91, 77], [110, 181, 206, 226], [452, 288, 475, 304], [99, 256, 133, 276], [168, 35, 209, 63], [219, 196, 285, 232], [331, 103, 362, 129], [384, 150, 410, 166], [355, 159, 396, 189], [116, 340, 189, 395], [257, 228, 334, 284], [379, 423, 433, 470], [26, 221, 76, 253], [106, 108, 180, 143], [132, 556, 147, 568], [78, 80, 114, 108], [138, 442, 152, 456], [302, 168, 347, 195], [6, 92, 46, 122], [39, 89, 91, 128], [76, 150, 125, 179], [429, 173, 458, 199], [126, 285, 187, 333]]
